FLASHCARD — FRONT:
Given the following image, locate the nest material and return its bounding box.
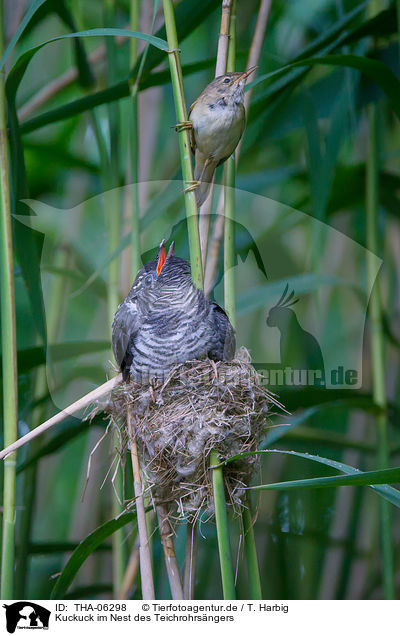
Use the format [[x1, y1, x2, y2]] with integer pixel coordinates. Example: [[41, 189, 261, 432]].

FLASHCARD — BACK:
[[100, 348, 283, 518]]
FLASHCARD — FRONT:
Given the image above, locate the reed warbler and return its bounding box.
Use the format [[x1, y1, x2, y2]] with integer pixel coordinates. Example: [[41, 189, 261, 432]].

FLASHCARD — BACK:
[[176, 66, 257, 207]]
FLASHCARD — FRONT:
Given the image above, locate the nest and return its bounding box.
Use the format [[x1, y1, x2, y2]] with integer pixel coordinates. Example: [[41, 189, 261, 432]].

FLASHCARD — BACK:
[[96, 348, 284, 519]]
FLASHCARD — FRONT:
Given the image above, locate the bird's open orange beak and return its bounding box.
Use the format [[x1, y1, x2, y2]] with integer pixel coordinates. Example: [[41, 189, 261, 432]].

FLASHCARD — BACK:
[[157, 240, 166, 275], [156, 239, 175, 275], [234, 65, 258, 83]]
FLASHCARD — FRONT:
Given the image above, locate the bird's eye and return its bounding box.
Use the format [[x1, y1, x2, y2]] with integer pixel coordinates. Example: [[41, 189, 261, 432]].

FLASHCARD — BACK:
[[224, 77, 230, 84], [144, 274, 153, 287]]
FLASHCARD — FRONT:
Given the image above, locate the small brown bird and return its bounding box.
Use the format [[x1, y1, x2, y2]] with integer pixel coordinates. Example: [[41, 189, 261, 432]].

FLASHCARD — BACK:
[[177, 67, 257, 207]]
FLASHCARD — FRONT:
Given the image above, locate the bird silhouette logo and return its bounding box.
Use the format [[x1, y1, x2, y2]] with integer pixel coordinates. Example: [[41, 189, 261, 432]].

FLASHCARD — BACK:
[[266, 284, 325, 386], [3, 602, 50, 633]]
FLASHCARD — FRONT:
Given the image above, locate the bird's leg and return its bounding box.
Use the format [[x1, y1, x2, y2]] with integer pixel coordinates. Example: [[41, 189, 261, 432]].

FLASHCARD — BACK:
[[174, 120, 193, 132], [198, 157, 212, 182], [183, 157, 212, 193]]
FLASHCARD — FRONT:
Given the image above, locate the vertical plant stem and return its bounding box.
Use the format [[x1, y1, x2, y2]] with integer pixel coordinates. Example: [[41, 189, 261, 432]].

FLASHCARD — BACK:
[[119, 544, 140, 599], [224, 1, 236, 325], [242, 493, 262, 599], [205, 0, 271, 292], [365, 103, 395, 599], [237, 0, 271, 156], [223, 153, 236, 325], [397, 0, 400, 53], [16, 246, 70, 598], [198, 0, 233, 264], [0, 3, 18, 600], [127, 407, 155, 599], [162, 0, 203, 289], [210, 450, 236, 599], [215, 0, 233, 76], [206, 1, 237, 603], [157, 504, 184, 599], [104, 0, 125, 596], [183, 519, 197, 599], [223, 1, 262, 599], [129, 0, 141, 279]]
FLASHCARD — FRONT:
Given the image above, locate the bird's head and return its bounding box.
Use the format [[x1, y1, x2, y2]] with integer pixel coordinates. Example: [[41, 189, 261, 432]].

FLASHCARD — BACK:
[[207, 66, 257, 105], [128, 240, 194, 312]]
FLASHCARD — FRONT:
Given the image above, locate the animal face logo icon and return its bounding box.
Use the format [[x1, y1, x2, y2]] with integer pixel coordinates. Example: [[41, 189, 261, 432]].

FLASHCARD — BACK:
[[266, 284, 299, 328], [266, 284, 325, 385], [3, 602, 50, 633]]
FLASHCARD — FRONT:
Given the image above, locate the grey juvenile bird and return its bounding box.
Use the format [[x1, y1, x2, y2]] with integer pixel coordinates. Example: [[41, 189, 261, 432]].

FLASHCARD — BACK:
[[177, 67, 256, 208], [112, 240, 235, 383]]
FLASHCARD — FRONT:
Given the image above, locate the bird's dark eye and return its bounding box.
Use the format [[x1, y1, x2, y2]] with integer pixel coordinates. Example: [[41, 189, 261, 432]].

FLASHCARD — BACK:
[[144, 274, 153, 287], [224, 77, 230, 84]]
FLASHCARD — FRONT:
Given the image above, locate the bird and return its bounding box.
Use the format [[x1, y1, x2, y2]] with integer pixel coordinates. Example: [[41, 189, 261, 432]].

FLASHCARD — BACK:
[[112, 240, 235, 383], [176, 67, 257, 208]]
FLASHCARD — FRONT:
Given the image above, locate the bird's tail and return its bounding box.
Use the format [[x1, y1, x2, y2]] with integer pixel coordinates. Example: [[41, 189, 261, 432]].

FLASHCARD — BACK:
[[194, 153, 217, 208]]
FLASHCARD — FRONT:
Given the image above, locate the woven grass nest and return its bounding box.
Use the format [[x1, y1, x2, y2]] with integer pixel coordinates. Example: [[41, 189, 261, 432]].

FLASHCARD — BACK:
[[99, 348, 284, 519]]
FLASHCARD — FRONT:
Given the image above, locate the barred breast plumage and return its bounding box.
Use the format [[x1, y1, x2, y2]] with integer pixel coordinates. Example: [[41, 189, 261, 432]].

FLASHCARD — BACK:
[[112, 240, 235, 383]]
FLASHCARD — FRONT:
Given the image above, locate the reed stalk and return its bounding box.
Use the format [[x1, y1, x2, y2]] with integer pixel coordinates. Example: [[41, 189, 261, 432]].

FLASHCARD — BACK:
[[157, 504, 184, 599], [162, 0, 203, 289], [119, 544, 140, 599], [204, 0, 239, 603], [126, 407, 155, 599], [103, 0, 126, 596], [210, 450, 236, 599], [223, 0, 236, 324], [242, 494, 262, 599], [129, 0, 141, 279], [223, 0, 262, 600], [365, 103, 395, 599], [198, 0, 233, 263], [0, 2, 18, 599], [204, 0, 271, 293], [16, 246, 70, 598], [0, 375, 122, 460], [183, 519, 197, 599]]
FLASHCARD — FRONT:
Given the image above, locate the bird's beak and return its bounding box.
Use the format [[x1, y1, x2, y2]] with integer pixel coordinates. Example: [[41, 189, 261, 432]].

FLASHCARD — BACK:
[[156, 239, 175, 275], [156, 239, 166, 275], [234, 65, 258, 83]]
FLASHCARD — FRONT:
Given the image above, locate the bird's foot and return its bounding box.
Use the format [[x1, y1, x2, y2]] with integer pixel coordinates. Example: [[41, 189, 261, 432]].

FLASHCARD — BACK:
[[183, 180, 201, 193], [174, 120, 193, 132]]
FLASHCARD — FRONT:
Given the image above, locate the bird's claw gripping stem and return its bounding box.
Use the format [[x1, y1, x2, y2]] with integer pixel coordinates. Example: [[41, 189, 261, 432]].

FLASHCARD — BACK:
[[174, 120, 193, 132], [183, 180, 201, 194]]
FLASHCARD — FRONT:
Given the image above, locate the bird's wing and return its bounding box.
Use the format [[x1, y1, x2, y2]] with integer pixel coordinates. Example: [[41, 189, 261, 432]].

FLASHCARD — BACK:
[[209, 302, 236, 361], [111, 299, 139, 370], [188, 98, 198, 153], [216, 103, 246, 167]]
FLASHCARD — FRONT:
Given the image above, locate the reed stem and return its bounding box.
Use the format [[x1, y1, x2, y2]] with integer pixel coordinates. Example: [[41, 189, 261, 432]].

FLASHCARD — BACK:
[[223, 2, 236, 321], [16, 246, 70, 598], [127, 407, 155, 599], [129, 0, 141, 279], [0, 375, 122, 460], [242, 493, 262, 599], [103, 0, 126, 596], [365, 103, 395, 599], [157, 504, 184, 599], [183, 519, 197, 599], [210, 450, 236, 599], [205, 0, 271, 292], [199, 0, 233, 268], [0, 2, 18, 600], [162, 0, 203, 289]]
